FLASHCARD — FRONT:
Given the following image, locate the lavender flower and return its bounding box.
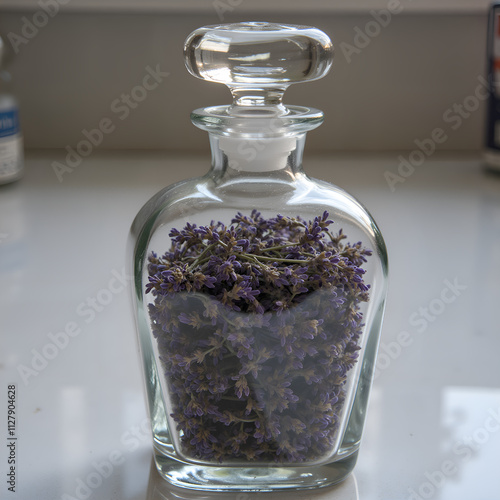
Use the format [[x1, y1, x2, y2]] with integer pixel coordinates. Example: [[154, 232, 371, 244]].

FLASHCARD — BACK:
[[146, 211, 371, 463]]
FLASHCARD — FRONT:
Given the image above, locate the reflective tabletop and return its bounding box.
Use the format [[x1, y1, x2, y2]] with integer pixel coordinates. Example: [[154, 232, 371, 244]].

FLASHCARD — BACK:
[[1, 151, 499, 500]]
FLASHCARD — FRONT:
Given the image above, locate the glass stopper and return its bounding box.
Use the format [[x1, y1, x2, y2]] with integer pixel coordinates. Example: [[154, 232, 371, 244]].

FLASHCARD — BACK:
[[184, 22, 334, 110]]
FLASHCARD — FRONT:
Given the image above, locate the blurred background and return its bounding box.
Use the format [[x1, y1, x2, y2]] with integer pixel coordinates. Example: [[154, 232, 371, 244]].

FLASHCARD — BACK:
[[0, 0, 490, 153]]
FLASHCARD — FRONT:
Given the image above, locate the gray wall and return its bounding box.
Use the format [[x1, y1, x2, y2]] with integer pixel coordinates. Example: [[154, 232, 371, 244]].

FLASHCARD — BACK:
[[0, 10, 487, 152]]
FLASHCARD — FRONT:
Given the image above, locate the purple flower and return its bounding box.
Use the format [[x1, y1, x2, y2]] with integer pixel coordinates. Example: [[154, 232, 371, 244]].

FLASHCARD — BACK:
[[146, 211, 371, 463]]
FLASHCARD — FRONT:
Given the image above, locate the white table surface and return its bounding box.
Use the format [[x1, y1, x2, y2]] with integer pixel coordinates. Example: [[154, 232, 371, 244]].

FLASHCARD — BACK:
[[1, 150, 499, 500]]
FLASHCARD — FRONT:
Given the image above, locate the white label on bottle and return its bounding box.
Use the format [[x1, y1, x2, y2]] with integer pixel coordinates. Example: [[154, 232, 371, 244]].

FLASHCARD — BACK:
[[0, 135, 23, 181]]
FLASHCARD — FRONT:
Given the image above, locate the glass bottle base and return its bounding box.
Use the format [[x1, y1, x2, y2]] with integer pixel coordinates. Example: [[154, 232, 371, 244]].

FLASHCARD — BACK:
[[153, 448, 359, 491]]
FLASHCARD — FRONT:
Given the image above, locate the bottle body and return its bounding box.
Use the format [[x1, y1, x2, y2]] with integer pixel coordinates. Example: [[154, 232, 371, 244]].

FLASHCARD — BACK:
[[0, 91, 23, 184], [130, 21, 388, 491], [129, 137, 388, 490]]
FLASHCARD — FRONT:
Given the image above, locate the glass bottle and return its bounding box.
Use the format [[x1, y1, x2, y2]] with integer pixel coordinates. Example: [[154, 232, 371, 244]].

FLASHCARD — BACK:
[[129, 22, 388, 492], [0, 36, 23, 185]]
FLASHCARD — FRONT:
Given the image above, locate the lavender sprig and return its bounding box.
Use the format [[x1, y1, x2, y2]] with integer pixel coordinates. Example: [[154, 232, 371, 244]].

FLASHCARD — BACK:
[[146, 210, 371, 463]]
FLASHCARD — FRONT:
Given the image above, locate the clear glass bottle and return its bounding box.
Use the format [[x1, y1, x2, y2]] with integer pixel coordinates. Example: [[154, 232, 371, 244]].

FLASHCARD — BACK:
[[129, 22, 388, 492], [0, 36, 23, 185]]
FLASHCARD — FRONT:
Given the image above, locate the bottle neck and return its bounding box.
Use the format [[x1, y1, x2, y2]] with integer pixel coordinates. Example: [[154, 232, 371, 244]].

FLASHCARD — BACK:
[[209, 133, 306, 177]]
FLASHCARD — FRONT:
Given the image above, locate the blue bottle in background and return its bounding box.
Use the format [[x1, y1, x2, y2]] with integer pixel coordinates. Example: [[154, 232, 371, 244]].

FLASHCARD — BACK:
[[0, 36, 23, 185]]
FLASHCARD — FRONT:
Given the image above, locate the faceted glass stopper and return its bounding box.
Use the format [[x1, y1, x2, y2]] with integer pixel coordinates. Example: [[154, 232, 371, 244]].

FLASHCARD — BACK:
[[184, 22, 333, 108]]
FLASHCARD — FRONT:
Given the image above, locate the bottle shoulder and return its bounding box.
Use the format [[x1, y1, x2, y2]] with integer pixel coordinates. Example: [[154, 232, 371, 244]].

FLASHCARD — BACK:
[[129, 170, 387, 290], [131, 171, 383, 242], [131, 175, 215, 234], [304, 176, 376, 224]]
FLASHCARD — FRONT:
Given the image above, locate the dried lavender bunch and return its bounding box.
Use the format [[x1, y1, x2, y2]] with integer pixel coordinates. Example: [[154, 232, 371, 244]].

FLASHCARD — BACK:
[[146, 210, 371, 463]]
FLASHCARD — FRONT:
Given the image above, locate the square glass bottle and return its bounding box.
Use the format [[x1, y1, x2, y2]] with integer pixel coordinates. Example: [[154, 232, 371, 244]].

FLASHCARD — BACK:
[[129, 22, 388, 491]]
